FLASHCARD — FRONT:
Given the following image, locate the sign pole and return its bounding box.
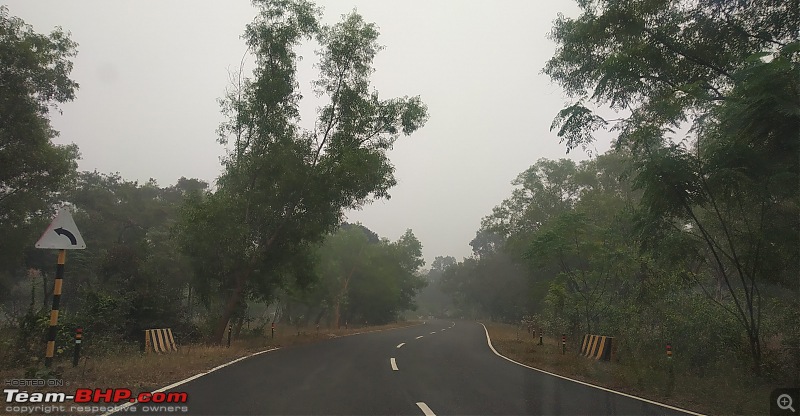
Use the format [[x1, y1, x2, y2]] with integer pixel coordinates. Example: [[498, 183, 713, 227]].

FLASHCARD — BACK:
[[45, 249, 66, 367], [36, 207, 86, 368]]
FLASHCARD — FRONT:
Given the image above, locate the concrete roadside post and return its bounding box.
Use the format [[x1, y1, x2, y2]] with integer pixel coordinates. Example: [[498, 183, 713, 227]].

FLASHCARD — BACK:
[[666, 342, 674, 396], [72, 327, 82, 367]]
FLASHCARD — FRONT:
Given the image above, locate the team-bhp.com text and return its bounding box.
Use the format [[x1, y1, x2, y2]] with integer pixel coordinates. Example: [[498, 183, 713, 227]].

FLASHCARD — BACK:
[[4, 388, 188, 413]]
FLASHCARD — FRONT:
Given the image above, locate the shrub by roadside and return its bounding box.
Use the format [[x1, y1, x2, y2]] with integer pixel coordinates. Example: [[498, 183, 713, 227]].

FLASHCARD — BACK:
[[483, 321, 779, 416]]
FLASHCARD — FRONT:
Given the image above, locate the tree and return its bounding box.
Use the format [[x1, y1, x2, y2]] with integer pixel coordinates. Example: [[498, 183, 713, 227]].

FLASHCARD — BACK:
[[0, 6, 80, 297], [415, 256, 456, 318], [345, 229, 425, 324], [430, 256, 456, 273], [481, 159, 580, 257], [544, 0, 799, 373], [179, 0, 428, 342]]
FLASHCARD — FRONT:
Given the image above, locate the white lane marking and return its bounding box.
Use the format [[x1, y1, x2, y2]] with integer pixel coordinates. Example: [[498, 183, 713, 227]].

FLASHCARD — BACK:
[[104, 323, 428, 416], [417, 401, 436, 416], [416, 335, 424, 339], [101, 347, 280, 415], [478, 323, 705, 416], [397, 343, 405, 349], [430, 331, 437, 334], [391, 357, 399, 371]]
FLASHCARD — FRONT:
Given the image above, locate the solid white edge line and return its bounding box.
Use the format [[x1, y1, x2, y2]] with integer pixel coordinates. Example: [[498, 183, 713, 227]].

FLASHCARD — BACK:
[[479, 323, 705, 416], [102, 322, 427, 416], [416, 335, 424, 339], [416, 401, 436, 416], [397, 343, 405, 349], [391, 357, 399, 371], [101, 348, 280, 416]]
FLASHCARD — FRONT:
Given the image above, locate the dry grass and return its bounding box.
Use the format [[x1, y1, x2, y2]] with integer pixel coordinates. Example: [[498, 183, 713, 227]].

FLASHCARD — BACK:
[[0, 321, 419, 405], [483, 322, 777, 416]]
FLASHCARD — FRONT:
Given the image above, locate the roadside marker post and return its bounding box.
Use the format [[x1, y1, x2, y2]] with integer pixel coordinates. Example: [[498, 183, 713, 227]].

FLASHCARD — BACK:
[[271, 322, 275, 339], [35, 207, 86, 368], [562, 334, 566, 355], [73, 328, 82, 367], [666, 342, 675, 396], [539, 329, 543, 345], [227, 324, 232, 348]]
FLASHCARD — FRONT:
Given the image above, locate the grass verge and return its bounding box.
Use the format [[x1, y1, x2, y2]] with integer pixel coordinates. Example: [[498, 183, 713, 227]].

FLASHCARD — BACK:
[[483, 321, 778, 416], [0, 321, 419, 415]]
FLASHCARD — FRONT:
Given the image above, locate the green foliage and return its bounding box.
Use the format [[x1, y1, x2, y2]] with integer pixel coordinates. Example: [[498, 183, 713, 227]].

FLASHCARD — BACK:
[[440, 239, 530, 323], [289, 225, 426, 326], [544, 0, 798, 152], [180, 0, 428, 342], [414, 256, 456, 317], [5, 310, 80, 369], [543, 0, 798, 376], [0, 7, 80, 298]]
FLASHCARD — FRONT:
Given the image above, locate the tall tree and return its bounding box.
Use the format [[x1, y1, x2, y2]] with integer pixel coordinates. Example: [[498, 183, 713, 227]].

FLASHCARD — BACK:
[[544, 0, 799, 373], [179, 0, 428, 342], [0, 6, 80, 295]]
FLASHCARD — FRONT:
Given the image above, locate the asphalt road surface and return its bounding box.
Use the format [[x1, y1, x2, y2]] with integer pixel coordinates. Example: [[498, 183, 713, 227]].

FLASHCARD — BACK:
[[117, 320, 699, 415]]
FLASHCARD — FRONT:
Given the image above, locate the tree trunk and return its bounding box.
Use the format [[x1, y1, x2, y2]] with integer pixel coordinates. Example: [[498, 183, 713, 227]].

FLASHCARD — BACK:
[[314, 309, 326, 326], [41, 273, 48, 309], [332, 245, 364, 329], [748, 331, 762, 376], [211, 269, 250, 343], [211, 234, 278, 343], [234, 316, 245, 339], [333, 301, 341, 329], [187, 284, 193, 322]]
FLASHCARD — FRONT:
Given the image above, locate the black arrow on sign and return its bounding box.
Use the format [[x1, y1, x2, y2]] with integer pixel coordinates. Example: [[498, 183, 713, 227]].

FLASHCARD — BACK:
[[54, 228, 77, 245]]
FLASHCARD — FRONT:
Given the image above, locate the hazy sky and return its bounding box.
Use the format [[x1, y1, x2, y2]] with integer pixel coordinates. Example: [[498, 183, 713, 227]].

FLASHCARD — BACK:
[[6, 0, 610, 266]]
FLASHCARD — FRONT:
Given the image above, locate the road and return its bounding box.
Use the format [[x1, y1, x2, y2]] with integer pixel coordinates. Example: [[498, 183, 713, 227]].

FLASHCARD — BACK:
[[118, 320, 699, 415]]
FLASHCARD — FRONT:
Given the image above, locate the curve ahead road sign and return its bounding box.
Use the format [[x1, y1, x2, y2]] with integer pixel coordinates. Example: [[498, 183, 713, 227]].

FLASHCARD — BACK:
[[35, 208, 86, 250]]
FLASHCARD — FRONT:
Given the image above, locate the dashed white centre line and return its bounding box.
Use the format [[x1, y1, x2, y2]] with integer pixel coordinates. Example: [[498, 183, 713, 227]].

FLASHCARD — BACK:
[[430, 331, 436, 334], [391, 357, 398, 371], [416, 402, 436, 416], [397, 343, 405, 349], [416, 335, 424, 339]]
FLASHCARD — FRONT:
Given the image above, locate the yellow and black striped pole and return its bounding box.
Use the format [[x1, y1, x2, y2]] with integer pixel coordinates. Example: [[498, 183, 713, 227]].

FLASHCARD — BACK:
[[45, 249, 66, 368]]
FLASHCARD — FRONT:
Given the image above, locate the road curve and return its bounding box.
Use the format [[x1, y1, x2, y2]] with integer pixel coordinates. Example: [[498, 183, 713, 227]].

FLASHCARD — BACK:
[[113, 320, 699, 415]]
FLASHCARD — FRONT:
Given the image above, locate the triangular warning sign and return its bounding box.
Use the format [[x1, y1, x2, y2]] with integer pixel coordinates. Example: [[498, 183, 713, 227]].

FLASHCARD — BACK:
[[35, 208, 86, 250]]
